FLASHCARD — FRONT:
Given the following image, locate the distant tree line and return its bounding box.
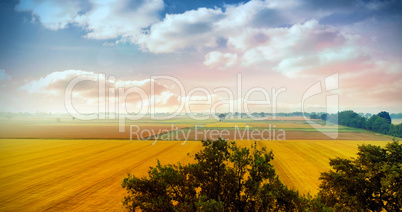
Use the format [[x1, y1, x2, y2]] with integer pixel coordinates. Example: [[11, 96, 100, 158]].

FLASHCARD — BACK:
[[218, 112, 327, 119], [390, 113, 402, 119], [122, 138, 402, 211], [321, 110, 402, 138]]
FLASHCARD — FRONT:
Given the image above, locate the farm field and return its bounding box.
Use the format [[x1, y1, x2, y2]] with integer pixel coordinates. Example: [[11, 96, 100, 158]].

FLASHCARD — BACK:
[[0, 117, 393, 141], [0, 116, 398, 211], [0, 138, 392, 211]]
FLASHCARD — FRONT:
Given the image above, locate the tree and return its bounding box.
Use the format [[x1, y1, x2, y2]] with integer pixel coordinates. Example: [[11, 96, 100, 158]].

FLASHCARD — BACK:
[[366, 115, 391, 134], [122, 138, 308, 211], [318, 140, 402, 211], [390, 123, 402, 138], [378, 111, 392, 124], [338, 110, 366, 128], [320, 113, 328, 121], [218, 114, 226, 122]]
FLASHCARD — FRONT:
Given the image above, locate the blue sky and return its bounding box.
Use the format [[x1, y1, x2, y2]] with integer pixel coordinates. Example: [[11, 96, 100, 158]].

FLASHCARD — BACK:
[[0, 0, 401, 114]]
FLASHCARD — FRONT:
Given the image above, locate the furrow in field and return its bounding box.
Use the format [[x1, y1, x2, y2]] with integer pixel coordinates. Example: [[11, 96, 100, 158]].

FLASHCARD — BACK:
[[0, 140, 202, 212], [0, 138, 393, 211], [0, 140, 112, 169], [0, 141, 133, 181], [38, 142, 192, 211], [0, 141, 149, 211]]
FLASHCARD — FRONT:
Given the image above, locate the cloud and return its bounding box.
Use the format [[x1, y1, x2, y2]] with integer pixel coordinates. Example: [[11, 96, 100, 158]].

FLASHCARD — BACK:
[[19, 70, 182, 112], [20, 70, 93, 94], [237, 20, 366, 76], [8, 0, 402, 115], [135, 0, 305, 53], [135, 0, 371, 54], [204, 51, 237, 69], [16, 0, 402, 58], [134, 0, 395, 79], [339, 62, 402, 108], [137, 7, 225, 53], [19, 70, 170, 96], [75, 0, 163, 40], [343, 17, 402, 57], [15, 0, 87, 30], [16, 0, 164, 39]]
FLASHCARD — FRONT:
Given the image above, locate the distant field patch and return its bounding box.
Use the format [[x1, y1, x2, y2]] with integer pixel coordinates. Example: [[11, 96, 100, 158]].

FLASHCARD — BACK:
[[203, 122, 249, 128], [251, 121, 313, 129], [392, 118, 402, 124]]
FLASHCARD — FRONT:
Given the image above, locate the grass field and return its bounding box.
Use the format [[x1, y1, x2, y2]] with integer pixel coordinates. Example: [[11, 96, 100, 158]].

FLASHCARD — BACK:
[[0, 138, 392, 211]]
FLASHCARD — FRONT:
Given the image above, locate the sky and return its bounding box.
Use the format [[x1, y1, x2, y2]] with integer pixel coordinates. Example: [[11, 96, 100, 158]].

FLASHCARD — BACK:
[[0, 0, 401, 115]]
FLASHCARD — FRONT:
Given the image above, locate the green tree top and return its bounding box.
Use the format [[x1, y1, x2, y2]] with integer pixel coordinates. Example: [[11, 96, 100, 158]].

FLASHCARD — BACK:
[[318, 139, 402, 211], [378, 111, 392, 124], [121, 138, 307, 211]]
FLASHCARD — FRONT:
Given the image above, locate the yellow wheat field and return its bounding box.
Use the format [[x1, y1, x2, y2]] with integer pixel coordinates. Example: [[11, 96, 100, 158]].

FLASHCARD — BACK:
[[0, 139, 390, 211]]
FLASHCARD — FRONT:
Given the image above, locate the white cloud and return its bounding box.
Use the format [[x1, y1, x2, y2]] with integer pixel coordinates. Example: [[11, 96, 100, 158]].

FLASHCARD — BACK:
[[19, 70, 181, 111], [226, 28, 271, 52], [20, 70, 92, 94], [273, 46, 366, 77], [137, 7, 224, 53], [135, 0, 291, 53], [236, 20, 368, 77], [16, 0, 164, 39], [241, 20, 345, 63], [75, 0, 163, 40], [16, 0, 84, 30], [136, 0, 349, 54], [204, 51, 237, 69], [133, 1, 369, 76], [15, 0, 402, 80]]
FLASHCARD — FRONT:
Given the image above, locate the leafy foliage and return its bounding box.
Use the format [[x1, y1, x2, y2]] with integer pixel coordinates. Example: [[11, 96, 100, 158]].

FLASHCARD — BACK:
[[320, 113, 328, 121], [318, 140, 402, 211], [122, 138, 308, 211], [337, 110, 367, 129], [310, 114, 320, 119], [327, 110, 402, 138], [366, 115, 391, 134], [378, 111, 392, 124], [390, 123, 402, 138], [122, 138, 402, 211]]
